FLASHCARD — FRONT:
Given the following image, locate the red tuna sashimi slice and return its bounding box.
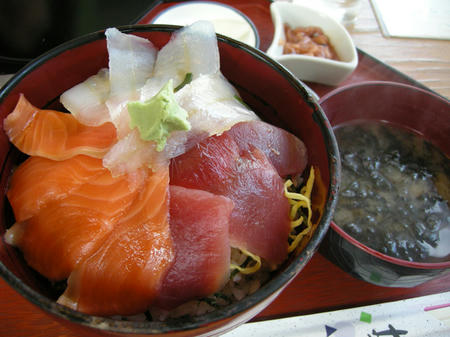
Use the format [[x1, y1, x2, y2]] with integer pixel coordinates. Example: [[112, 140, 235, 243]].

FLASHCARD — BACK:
[[154, 185, 233, 310], [58, 167, 173, 316], [169, 132, 239, 193], [5, 167, 147, 281], [170, 134, 291, 267], [226, 147, 291, 267], [225, 120, 308, 177], [3, 94, 117, 160], [7, 155, 106, 222]]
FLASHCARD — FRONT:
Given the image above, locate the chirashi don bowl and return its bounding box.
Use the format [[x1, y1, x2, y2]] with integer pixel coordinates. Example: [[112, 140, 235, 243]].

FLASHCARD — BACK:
[[0, 24, 339, 336]]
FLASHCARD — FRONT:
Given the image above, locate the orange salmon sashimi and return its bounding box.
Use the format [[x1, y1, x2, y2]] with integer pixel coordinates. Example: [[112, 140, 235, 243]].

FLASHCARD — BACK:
[[3, 94, 117, 160], [58, 167, 174, 316], [5, 162, 148, 281], [7, 155, 106, 222]]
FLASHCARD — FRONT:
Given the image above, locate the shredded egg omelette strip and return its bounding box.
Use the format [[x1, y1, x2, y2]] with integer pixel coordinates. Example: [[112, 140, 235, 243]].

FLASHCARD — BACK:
[[230, 248, 262, 274], [285, 167, 315, 253]]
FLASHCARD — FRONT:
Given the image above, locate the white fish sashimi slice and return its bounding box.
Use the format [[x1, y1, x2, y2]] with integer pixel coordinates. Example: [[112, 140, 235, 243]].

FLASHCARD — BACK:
[[163, 129, 210, 160], [103, 129, 168, 177], [155, 21, 219, 81], [105, 97, 134, 139], [175, 73, 259, 136], [105, 27, 157, 137], [106, 28, 157, 96], [141, 21, 219, 101], [140, 78, 167, 103], [60, 68, 111, 126]]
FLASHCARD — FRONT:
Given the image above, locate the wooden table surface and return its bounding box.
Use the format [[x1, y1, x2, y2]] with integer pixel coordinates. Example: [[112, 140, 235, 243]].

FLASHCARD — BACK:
[[346, 0, 450, 99], [0, 1, 449, 336]]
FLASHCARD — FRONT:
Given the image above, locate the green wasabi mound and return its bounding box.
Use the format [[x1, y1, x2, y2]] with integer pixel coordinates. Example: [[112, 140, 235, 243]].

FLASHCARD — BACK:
[[128, 79, 191, 151]]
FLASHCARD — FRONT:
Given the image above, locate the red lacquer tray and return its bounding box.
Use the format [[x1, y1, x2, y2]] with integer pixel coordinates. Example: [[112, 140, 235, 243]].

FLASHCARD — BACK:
[[0, 1, 449, 336]]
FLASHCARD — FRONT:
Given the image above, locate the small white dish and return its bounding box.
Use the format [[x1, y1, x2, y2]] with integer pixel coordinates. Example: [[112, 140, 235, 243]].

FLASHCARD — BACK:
[[266, 2, 358, 86], [150, 1, 259, 48]]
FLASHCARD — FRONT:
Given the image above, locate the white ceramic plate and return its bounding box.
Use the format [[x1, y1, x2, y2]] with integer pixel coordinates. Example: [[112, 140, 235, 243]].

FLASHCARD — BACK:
[[150, 1, 259, 48]]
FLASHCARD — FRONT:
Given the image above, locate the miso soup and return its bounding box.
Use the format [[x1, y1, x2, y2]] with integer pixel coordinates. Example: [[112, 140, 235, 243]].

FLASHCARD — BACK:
[[334, 121, 450, 263]]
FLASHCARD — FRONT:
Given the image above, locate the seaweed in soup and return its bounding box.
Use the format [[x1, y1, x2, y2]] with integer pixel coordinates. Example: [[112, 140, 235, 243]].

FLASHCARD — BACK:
[[334, 122, 450, 263]]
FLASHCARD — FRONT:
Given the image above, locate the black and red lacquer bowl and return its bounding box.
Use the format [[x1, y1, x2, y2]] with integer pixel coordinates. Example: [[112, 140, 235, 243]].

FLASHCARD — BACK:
[[0, 25, 339, 336], [319, 81, 450, 288]]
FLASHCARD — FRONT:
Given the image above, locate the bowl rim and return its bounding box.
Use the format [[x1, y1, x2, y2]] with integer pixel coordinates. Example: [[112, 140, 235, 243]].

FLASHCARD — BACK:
[[0, 24, 340, 334], [319, 80, 450, 105], [320, 80, 450, 270], [329, 221, 450, 269]]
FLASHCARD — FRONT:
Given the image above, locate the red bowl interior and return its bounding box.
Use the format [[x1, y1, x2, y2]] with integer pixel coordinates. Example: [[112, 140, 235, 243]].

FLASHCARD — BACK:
[[0, 25, 339, 335], [320, 81, 450, 270]]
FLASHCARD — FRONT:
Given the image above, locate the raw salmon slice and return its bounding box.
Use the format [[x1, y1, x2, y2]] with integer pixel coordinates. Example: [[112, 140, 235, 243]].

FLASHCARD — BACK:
[[226, 120, 308, 177], [7, 155, 106, 222], [155, 185, 233, 310], [58, 167, 173, 316], [3, 94, 117, 160], [170, 133, 291, 267], [5, 165, 147, 281]]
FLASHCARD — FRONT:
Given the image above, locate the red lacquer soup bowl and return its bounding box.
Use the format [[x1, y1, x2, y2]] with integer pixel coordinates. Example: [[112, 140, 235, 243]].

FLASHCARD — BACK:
[[0, 25, 339, 336], [319, 81, 450, 288]]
